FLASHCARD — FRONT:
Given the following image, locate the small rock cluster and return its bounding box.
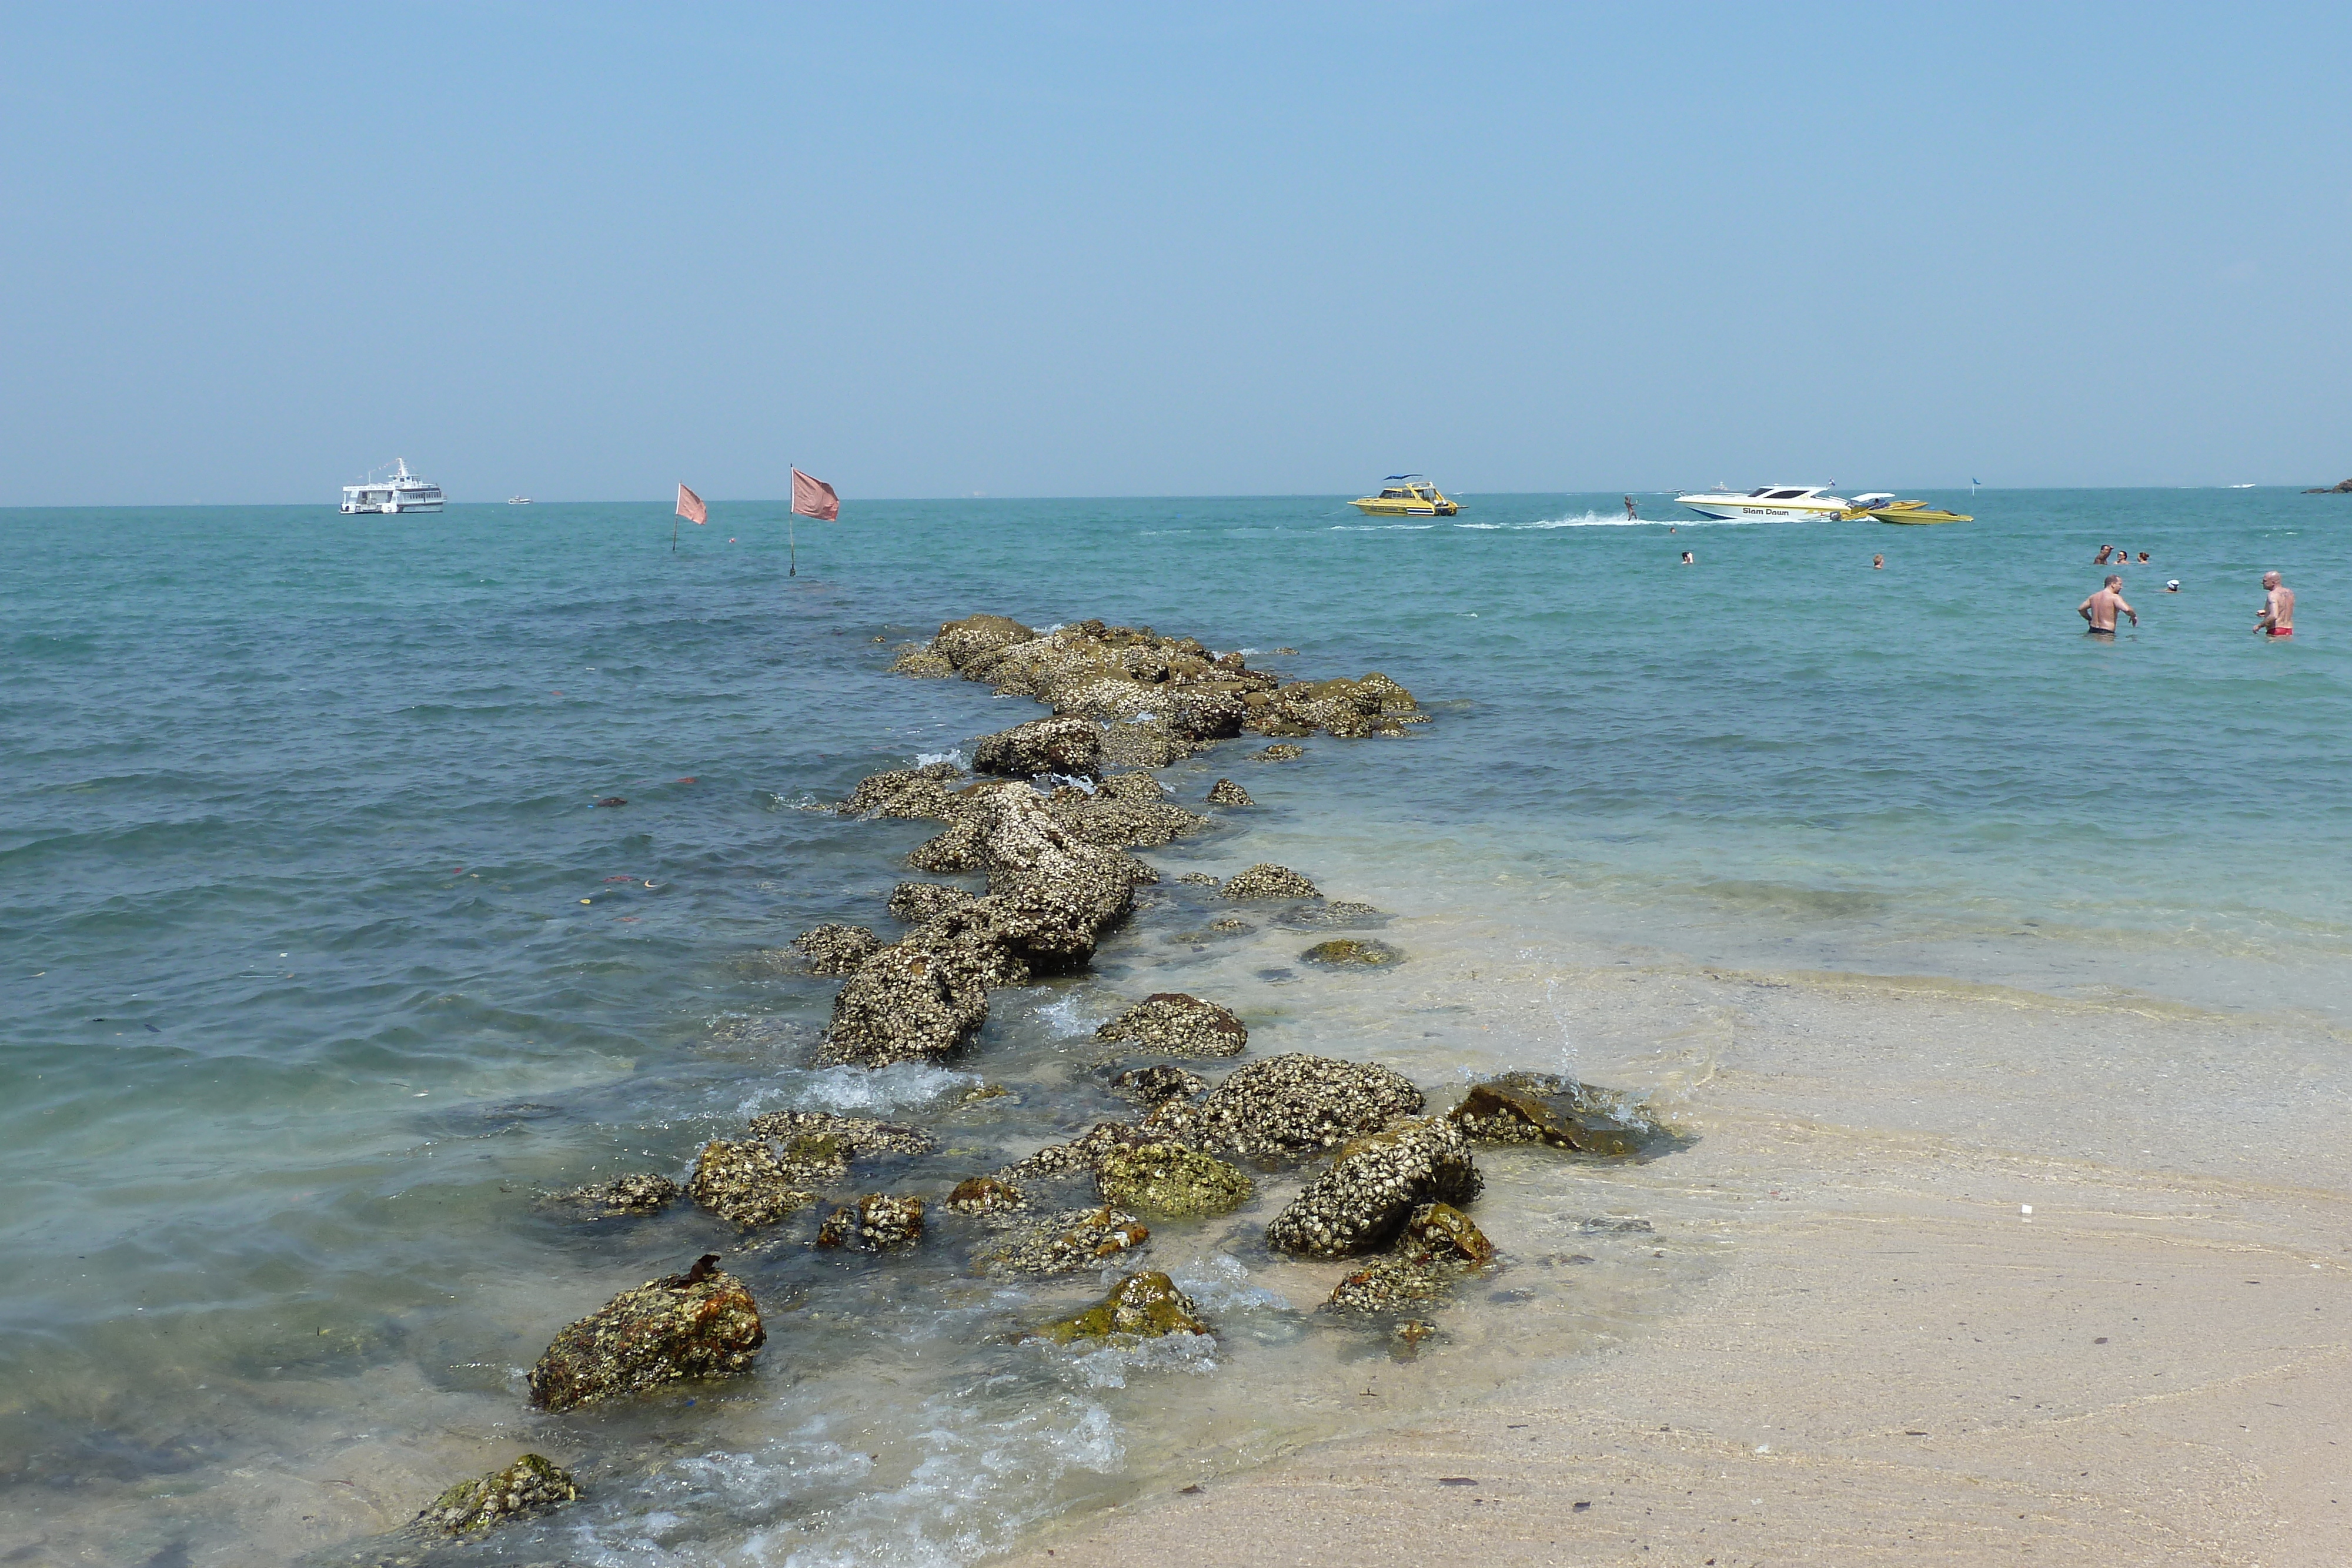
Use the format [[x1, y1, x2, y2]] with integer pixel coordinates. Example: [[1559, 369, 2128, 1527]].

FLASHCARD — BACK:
[[1264, 1118, 1483, 1256], [526, 1256, 766, 1413], [1095, 992, 1249, 1057], [1034, 1271, 1208, 1346]]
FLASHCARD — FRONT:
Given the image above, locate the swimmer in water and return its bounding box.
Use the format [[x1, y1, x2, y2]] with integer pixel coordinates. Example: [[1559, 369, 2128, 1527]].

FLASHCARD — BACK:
[[1680, 550, 1695, 566], [2137, 551, 2151, 564], [2094, 544, 2114, 565], [2254, 571, 2294, 637], [2079, 574, 2135, 635], [2165, 580, 2180, 593], [1872, 553, 1885, 570]]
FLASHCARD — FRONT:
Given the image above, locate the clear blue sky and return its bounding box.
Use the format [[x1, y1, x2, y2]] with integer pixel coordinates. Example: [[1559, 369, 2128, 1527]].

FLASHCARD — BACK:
[[5, 2, 2348, 504]]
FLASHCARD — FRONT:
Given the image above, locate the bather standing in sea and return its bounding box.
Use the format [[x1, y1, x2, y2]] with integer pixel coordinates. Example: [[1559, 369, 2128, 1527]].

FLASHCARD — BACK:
[[2079, 574, 2135, 635], [2255, 571, 2295, 638]]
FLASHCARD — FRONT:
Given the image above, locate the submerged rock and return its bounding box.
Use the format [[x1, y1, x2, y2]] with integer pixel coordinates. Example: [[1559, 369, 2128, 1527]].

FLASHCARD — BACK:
[[973, 714, 1102, 778], [1034, 1271, 1208, 1345], [1001, 1120, 1157, 1181], [1095, 1141, 1254, 1218], [975, 1205, 1151, 1277], [1403, 1200, 1495, 1265], [1266, 1118, 1482, 1257], [746, 1109, 939, 1158], [527, 1255, 765, 1412], [1277, 900, 1390, 931], [1205, 778, 1254, 806], [944, 1175, 1028, 1215], [1325, 1255, 1455, 1315], [793, 923, 883, 975], [544, 1172, 679, 1218], [1094, 992, 1248, 1057], [687, 1139, 820, 1228], [814, 1193, 926, 1250], [1447, 1072, 1656, 1159], [1299, 937, 1405, 968], [1110, 1064, 1210, 1106], [414, 1453, 579, 1536], [1147, 1052, 1425, 1160], [1175, 871, 1222, 885], [1248, 744, 1305, 761], [1222, 863, 1321, 900], [888, 880, 978, 924]]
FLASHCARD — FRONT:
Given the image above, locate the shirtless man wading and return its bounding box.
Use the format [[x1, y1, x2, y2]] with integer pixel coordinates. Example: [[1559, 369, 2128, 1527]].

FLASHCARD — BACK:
[[2079, 574, 2136, 635], [2255, 571, 2295, 638]]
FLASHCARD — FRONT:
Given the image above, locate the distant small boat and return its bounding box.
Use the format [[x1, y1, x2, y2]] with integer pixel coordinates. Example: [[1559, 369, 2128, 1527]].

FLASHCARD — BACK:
[[508, 496, 532, 505], [1351, 475, 1461, 516], [2228, 483, 2256, 489], [340, 458, 443, 514]]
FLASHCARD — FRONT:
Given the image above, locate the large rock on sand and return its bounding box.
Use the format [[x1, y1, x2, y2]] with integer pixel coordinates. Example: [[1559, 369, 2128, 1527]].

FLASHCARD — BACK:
[[1265, 1117, 1482, 1257], [1144, 1053, 1424, 1159], [527, 1255, 766, 1411], [1095, 992, 1248, 1057], [973, 714, 1102, 778]]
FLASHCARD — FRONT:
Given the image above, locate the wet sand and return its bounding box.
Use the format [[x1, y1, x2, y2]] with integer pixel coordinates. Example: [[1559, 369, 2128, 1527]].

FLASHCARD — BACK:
[[1002, 950, 2352, 1567]]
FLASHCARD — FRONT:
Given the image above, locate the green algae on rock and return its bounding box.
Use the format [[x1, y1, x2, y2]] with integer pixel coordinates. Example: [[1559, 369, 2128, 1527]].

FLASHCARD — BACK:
[[793, 923, 883, 975], [413, 1452, 578, 1536], [687, 1139, 820, 1229], [543, 1172, 678, 1218], [1299, 937, 1405, 968], [975, 1205, 1151, 1278], [1222, 863, 1321, 900], [1266, 1117, 1482, 1258], [527, 1255, 765, 1412], [1095, 1141, 1253, 1218], [1000, 1119, 1156, 1181], [1143, 1052, 1424, 1160], [814, 1193, 926, 1250], [1447, 1072, 1661, 1159], [1403, 1200, 1496, 1265], [1095, 991, 1248, 1057], [1033, 1271, 1208, 1346]]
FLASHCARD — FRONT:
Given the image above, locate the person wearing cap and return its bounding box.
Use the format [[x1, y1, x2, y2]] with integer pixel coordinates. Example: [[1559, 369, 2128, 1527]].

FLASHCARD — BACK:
[[2255, 571, 2295, 638], [2165, 580, 2180, 593]]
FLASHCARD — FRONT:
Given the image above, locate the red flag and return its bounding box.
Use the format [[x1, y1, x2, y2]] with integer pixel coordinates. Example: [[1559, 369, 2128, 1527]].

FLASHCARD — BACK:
[[791, 467, 840, 521], [676, 483, 707, 525]]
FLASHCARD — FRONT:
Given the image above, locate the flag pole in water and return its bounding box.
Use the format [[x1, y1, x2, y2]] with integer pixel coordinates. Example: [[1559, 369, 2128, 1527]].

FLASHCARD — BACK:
[[675, 483, 707, 553], [789, 467, 840, 579]]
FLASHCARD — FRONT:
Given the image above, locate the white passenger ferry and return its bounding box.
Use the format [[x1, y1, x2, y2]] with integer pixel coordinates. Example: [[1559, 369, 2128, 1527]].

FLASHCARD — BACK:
[[340, 459, 445, 514]]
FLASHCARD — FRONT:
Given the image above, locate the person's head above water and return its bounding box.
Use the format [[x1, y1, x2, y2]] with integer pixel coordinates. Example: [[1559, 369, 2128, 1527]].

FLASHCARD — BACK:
[[2106, 574, 2123, 587], [2264, 570, 2282, 587], [2166, 580, 2181, 593]]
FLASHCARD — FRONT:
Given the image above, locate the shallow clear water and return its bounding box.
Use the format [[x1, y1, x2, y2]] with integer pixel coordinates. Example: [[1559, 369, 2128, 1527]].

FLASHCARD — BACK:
[[2, 490, 2344, 1563]]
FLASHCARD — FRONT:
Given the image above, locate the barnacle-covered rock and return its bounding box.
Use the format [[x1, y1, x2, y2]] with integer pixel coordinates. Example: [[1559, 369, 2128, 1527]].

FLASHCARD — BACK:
[[842, 769, 960, 820], [975, 1205, 1151, 1278], [887, 644, 956, 677], [1000, 1121, 1157, 1181], [1033, 1271, 1208, 1345], [1447, 1072, 1656, 1159], [888, 880, 978, 924], [973, 714, 1102, 778], [944, 1175, 1028, 1215], [816, 940, 993, 1067], [687, 1139, 820, 1228], [1095, 1142, 1253, 1218], [1277, 900, 1390, 931], [1248, 744, 1305, 761], [1094, 992, 1248, 1058], [746, 1109, 939, 1157], [1265, 1118, 1482, 1258], [1145, 1053, 1424, 1160], [1300, 938, 1405, 968], [1324, 1255, 1455, 1315], [930, 612, 1038, 670], [414, 1453, 579, 1535], [1402, 1200, 1495, 1265], [1043, 785, 1211, 850], [793, 924, 883, 975], [1222, 863, 1321, 900], [1110, 1064, 1210, 1106], [1099, 718, 1195, 768], [814, 1193, 926, 1250], [1205, 778, 1253, 806], [526, 1255, 764, 1411], [544, 1172, 679, 1218]]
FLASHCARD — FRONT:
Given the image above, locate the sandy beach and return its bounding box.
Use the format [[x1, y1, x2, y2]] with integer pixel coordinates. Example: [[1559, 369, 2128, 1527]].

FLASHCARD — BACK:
[[1003, 955, 2352, 1567]]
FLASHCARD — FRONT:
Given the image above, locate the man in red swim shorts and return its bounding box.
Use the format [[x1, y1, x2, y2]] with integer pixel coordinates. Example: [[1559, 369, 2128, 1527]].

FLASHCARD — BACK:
[[2254, 571, 2295, 638]]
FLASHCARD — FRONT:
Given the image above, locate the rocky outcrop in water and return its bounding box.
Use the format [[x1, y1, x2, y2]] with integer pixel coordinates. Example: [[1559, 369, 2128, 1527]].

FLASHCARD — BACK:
[[1034, 1271, 1207, 1345], [841, 764, 965, 820], [1110, 1064, 1210, 1106], [1043, 779, 1210, 849], [688, 1139, 821, 1228], [945, 1175, 1028, 1215], [413, 1453, 579, 1536], [1095, 1141, 1254, 1218], [973, 714, 1102, 778], [1246, 673, 1426, 740], [1300, 937, 1405, 968], [888, 881, 977, 924], [1222, 863, 1321, 900], [794, 924, 883, 975], [814, 1193, 926, 1249], [1095, 992, 1248, 1057], [975, 1205, 1152, 1277], [746, 1109, 939, 1157], [527, 1255, 765, 1412], [1248, 744, 1305, 761], [544, 1172, 679, 1218], [1448, 1072, 1657, 1158], [1000, 1119, 1157, 1181], [1322, 1202, 1496, 1315], [2302, 479, 2352, 493], [1266, 1118, 1482, 1257], [1145, 1053, 1424, 1159], [1205, 778, 1253, 806]]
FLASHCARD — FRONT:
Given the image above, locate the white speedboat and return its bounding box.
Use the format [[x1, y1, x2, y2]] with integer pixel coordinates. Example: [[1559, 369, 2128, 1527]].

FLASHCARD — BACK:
[[507, 496, 532, 505], [340, 459, 444, 514], [1674, 484, 1851, 521]]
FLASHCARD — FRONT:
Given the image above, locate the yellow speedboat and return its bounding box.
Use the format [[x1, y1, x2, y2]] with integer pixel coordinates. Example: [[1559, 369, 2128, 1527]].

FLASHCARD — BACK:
[[1351, 475, 1461, 516], [1835, 496, 1973, 524]]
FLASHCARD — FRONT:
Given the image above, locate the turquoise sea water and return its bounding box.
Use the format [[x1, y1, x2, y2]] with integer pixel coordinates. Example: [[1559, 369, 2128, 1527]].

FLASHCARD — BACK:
[[2, 490, 2345, 1563]]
